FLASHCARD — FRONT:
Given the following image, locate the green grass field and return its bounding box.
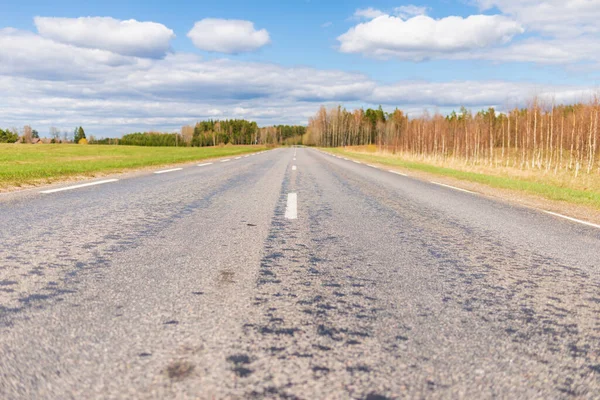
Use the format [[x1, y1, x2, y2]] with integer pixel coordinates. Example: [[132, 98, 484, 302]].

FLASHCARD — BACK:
[[325, 147, 600, 210], [0, 144, 267, 190]]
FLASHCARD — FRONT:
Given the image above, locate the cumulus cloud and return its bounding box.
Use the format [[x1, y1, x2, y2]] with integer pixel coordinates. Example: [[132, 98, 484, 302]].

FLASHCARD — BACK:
[[338, 14, 523, 60], [34, 17, 175, 58], [341, 4, 600, 65], [470, 0, 600, 65], [187, 19, 270, 54], [476, 0, 600, 37], [0, 28, 139, 80]]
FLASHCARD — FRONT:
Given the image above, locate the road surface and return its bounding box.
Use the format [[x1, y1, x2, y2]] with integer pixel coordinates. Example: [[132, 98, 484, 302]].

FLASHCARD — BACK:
[[1, 148, 599, 399]]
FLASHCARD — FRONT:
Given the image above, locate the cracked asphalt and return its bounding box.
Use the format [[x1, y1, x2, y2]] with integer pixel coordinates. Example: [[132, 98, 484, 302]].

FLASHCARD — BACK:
[[1, 147, 599, 399]]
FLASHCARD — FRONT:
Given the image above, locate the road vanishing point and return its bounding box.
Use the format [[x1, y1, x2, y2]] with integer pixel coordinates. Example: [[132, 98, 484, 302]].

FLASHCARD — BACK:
[[1, 147, 599, 399]]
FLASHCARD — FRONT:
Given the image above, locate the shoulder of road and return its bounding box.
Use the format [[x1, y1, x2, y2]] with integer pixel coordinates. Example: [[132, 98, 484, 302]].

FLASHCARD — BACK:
[[317, 148, 600, 228]]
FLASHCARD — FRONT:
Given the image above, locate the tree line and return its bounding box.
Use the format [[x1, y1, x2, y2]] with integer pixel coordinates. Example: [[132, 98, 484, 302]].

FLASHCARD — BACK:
[[182, 120, 305, 146], [306, 101, 600, 176], [92, 119, 305, 147], [1, 118, 305, 147], [0, 126, 86, 144]]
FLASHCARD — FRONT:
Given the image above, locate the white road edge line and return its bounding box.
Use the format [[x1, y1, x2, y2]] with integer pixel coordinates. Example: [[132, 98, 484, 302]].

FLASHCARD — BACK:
[[388, 170, 408, 176], [220, 159, 231, 163], [40, 179, 119, 194], [431, 181, 475, 194], [285, 193, 298, 220], [540, 210, 600, 230], [234, 157, 241, 160], [154, 168, 183, 174], [367, 164, 378, 168], [197, 163, 213, 167], [292, 165, 297, 171]]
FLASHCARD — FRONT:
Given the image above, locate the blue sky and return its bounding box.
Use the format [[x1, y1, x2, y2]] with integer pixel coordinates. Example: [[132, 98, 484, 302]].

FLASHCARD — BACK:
[[1, 0, 600, 136]]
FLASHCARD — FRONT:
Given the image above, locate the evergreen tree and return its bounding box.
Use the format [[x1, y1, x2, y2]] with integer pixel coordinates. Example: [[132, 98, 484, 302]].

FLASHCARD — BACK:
[[0, 128, 19, 143], [74, 126, 86, 143]]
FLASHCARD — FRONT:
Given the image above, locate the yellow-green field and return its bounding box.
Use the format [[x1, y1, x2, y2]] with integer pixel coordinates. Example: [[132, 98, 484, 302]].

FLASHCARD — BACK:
[[324, 147, 600, 210], [0, 144, 267, 190]]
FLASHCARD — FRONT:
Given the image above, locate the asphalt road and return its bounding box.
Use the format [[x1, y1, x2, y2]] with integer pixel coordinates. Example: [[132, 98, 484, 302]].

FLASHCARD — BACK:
[[1, 147, 599, 399]]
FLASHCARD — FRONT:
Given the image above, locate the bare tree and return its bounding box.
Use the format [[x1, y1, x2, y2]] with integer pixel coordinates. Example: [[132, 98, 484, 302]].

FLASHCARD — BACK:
[[22, 125, 33, 143], [181, 125, 194, 145], [50, 127, 61, 142]]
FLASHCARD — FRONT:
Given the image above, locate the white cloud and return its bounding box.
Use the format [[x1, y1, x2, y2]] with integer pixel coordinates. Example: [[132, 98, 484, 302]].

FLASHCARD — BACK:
[[353, 8, 385, 20], [0, 18, 597, 136], [394, 5, 428, 19], [0, 28, 140, 80], [34, 17, 175, 58], [371, 80, 598, 107], [338, 14, 523, 60], [476, 0, 600, 37], [470, 37, 600, 64], [2, 69, 595, 136], [321, 21, 333, 28], [0, 26, 374, 133], [187, 19, 270, 54], [342, 3, 600, 65], [354, 5, 428, 21], [470, 1, 600, 65]]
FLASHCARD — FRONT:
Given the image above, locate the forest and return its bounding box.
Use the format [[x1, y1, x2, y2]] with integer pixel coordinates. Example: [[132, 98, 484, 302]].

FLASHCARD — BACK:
[[305, 101, 600, 177]]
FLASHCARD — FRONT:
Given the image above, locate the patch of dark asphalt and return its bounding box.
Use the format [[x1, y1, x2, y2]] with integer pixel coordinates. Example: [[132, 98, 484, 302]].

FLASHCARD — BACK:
[[165, 360, 195, 381]]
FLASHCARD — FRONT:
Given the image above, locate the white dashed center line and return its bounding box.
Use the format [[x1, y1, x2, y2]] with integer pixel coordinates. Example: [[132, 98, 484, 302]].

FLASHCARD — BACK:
[[285, 193, 298, 220], [40, 179, 119, 194], [220, 159, 231, 163], [197, 163, 213, 167]]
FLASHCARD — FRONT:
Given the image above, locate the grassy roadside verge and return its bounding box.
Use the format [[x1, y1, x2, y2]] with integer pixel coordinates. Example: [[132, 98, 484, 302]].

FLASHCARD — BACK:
[[0, 144, 267, 190], [324, 147, 600, 210]]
